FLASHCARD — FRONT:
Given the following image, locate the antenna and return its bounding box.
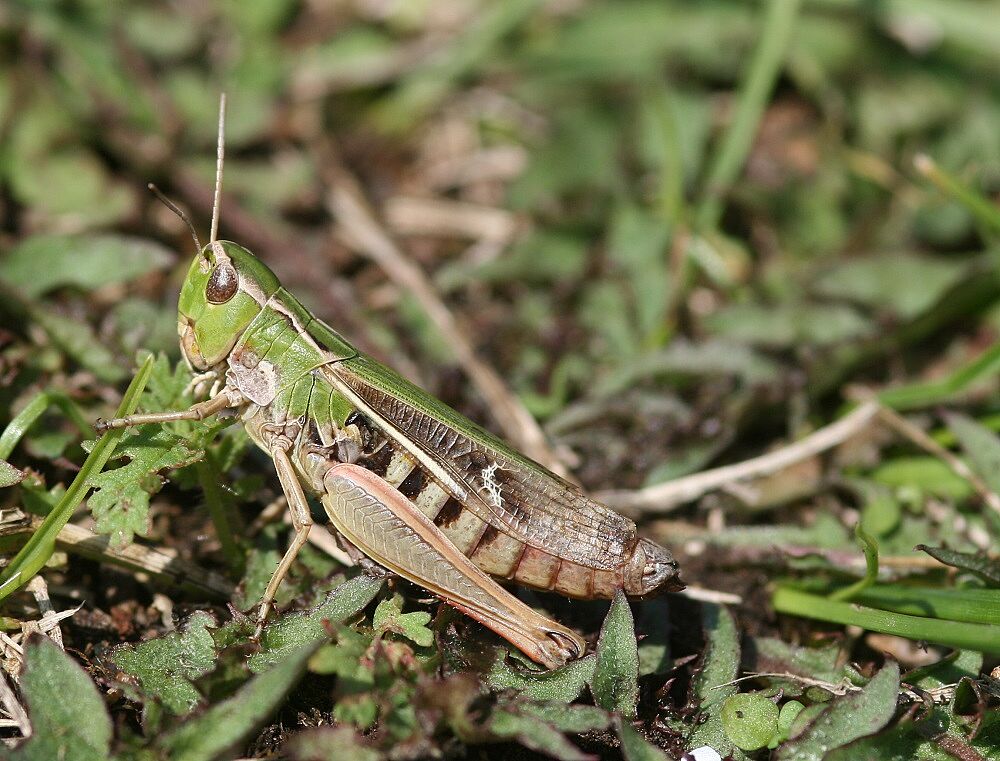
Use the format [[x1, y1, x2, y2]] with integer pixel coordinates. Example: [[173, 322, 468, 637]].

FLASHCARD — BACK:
[[148, 183, 202, 254], [210, 92, 227, 244]]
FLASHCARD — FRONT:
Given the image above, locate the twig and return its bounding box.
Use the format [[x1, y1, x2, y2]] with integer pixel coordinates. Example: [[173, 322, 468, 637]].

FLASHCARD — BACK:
[[677, 586, 742, 605], [599, 400, 881, 514], [0, 512, 233, 600], [384, 196, 518, 243], [714, 671, 862, 696], [872, 402, 1000, 517], [25, 577, 61, 649], [318, 146, 569, 476]]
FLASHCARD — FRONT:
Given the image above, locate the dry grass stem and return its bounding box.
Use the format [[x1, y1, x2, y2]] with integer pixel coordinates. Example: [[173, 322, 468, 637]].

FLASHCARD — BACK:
[[600, 400, 882, 514]]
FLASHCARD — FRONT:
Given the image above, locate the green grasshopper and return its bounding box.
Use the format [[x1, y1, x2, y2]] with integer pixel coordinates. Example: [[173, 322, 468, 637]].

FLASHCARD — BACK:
[[98, 97, 682, 669]]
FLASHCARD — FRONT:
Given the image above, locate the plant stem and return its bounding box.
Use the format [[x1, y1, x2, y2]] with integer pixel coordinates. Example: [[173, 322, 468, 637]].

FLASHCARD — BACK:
[[772, 586, 1000, 653], [0, 356, 154, 605]]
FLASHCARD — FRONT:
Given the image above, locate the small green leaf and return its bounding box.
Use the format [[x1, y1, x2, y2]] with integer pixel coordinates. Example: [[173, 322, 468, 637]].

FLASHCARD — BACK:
[[112, 611, 218, 715], [0, 356, 154, 604], [10, 635, 112, 761], [591, 590, 640, 717], [88, 425, 205, 547], [0, 234, 174, 298], [814, 252, 967, 320], [488, 709, 590, 761], [513, 702, 611, 734], [158, 641, 320, 761], [916, 544, 1000, 587], [0, 459, 25, 487], [615, 715, 669, 761], [682, 604, 749, 760], [721, 693, 780, 751], [774, 700, 805, 745], [774, 662, 900, 760], [487, 652, 596, 702], [249, 574, 384, 672], [372, 595, 434, 647]]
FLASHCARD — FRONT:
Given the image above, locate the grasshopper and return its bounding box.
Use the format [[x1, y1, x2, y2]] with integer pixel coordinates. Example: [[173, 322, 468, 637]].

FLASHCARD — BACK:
[[98, 97, 682, 669]]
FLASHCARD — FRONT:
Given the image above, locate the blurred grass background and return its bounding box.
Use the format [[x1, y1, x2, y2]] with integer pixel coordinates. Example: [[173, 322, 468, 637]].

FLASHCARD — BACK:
[[1, 1, 1000, 757], [3, 0, 999, 496]]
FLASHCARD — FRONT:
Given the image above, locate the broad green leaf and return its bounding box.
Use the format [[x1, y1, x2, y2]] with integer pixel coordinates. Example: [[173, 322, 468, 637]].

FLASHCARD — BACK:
[[0, 234, 173, 298], [775, 662, 900, 760], [10, 636, 112, 761], [705, 301, 871, 349], [112, 611, 218, 715], [249, 574, 384, 672], [28, 306, 127, 382], [872, 457, 973, 501], [513, 702, 610, 734], [487, 652, 596, 702], [591, 590, 640, 717], [814, 253, 967, 319], [9, 150, 133, 228], [158, 641, 319, 761], [744, 637, 864, 688]]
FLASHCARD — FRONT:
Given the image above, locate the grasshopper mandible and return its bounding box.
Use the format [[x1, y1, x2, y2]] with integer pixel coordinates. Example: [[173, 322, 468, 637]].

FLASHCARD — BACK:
[[98, 97, 683, 669]]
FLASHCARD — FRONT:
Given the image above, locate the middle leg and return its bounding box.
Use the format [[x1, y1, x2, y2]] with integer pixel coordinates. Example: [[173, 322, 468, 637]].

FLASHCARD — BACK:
[[254, 445, 313, 637]]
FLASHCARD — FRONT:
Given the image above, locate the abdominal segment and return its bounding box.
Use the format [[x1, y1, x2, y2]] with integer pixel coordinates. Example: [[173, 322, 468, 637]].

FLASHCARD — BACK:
[[340, 438, 635, 599]]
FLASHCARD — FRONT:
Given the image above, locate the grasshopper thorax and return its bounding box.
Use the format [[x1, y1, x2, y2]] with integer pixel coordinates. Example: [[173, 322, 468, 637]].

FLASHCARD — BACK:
[[177, 240, 281, 370]]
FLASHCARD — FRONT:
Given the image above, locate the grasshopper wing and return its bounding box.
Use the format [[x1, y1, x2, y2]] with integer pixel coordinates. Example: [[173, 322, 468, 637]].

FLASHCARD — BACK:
[[323, 354, 637, 571]]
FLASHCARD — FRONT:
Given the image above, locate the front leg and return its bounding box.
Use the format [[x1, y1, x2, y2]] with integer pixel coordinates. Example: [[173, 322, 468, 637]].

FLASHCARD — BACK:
[[320, 463, 585, 670], [95, 387, 245, 431]]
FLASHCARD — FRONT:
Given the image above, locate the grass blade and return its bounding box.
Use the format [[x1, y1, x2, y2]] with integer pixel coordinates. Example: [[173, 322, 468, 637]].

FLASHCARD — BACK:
[[695, 0, 802, 230], [772, 587, 1000, 653], [0, 355, 154, 605]]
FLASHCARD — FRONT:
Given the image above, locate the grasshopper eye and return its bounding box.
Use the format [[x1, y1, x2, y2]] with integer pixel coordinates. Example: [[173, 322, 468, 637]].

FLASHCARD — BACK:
[[206, 263, 239, 303]]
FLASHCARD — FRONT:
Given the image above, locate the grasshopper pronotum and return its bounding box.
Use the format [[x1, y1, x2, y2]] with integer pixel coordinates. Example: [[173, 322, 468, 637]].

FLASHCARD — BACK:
[[98, 97, 683, 669]]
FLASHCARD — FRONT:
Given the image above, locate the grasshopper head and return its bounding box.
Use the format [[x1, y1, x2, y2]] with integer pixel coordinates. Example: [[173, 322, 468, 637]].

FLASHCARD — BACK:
[[177, 241, 281, 370]]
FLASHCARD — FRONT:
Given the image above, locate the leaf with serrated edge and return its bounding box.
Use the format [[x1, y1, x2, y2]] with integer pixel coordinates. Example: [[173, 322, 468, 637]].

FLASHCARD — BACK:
[[249, 574, 384, 672], [112, 610, 217, 715]]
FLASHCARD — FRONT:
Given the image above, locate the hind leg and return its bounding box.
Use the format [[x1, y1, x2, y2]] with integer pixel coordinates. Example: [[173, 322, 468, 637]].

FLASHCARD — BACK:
[[321, 463, 584, 669]]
